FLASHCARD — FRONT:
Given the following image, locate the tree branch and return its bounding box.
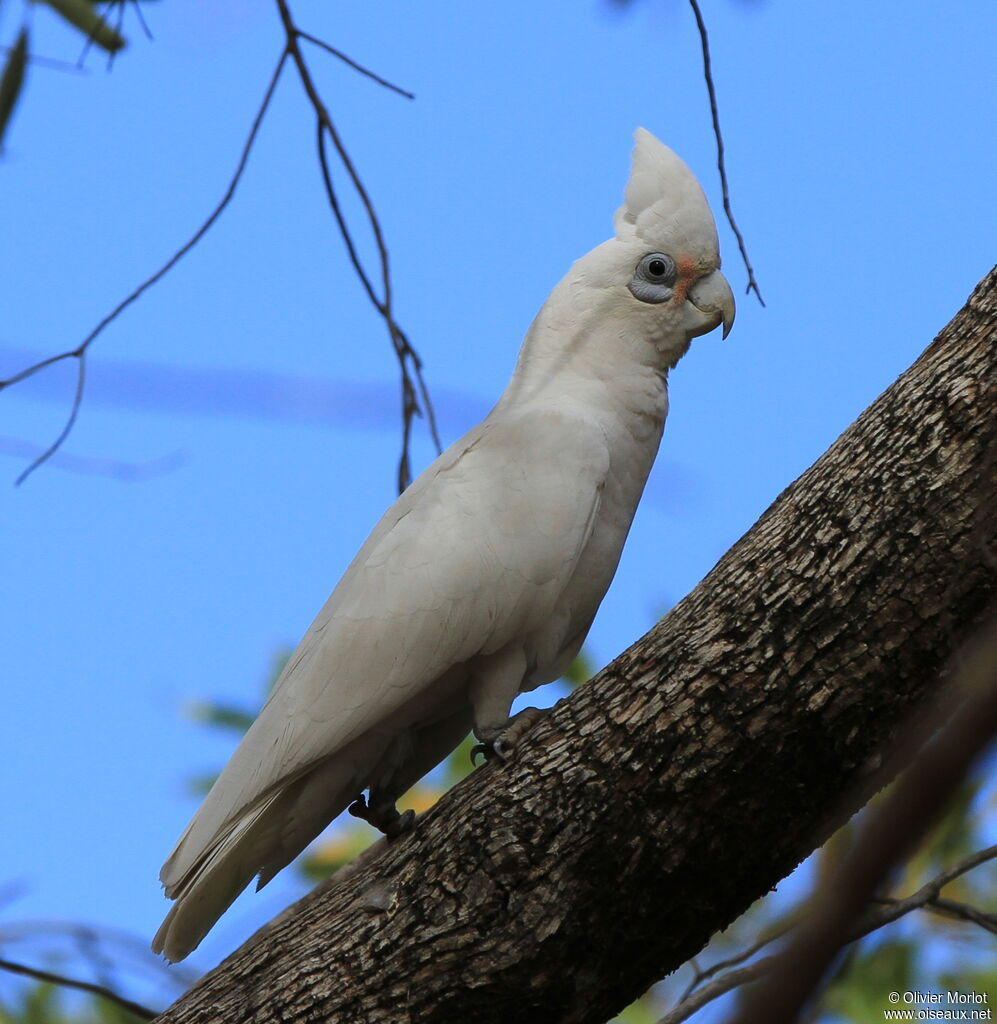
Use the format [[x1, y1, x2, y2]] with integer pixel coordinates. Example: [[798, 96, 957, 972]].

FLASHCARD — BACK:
[[687, 0, 764, 306], [658, 844, 997, 1024], [274, 0, 440, 492], [0, 956, 156, 1020], [925, 896, 997, 935], [2, 48, 287, 484], [4, 7, 436, 492], [297, 31, 414, 99], [730, 618, 997, 1024], [153, 267, 996, 1022]]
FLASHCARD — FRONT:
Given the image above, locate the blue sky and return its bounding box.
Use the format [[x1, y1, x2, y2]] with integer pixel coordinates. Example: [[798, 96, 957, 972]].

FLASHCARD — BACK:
[[1, 0, 994, 1010]]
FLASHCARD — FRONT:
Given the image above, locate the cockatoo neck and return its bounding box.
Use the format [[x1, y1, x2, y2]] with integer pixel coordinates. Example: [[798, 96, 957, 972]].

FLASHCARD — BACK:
[[498, 238, 692, 417]]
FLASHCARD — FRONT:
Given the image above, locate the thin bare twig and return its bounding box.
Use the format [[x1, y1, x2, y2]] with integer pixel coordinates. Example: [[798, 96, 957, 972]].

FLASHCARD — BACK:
[[297, 31, 414, 99], [677, 917, 796, 1004], [656, 844, 997, 1024], [868, 842, 997, 926], [687, 0, 764, 306], [0, 956, 156, 1020], [660, 958, 772, 1024], [13, 339, 87, 485], [125, 0, 155, 43], [6, 5, 435, 492], [927, 896, 997, 935], [0, 45, 87, 74], [275, 0, 439, 492], [1, 49, 288, 484], [0, 918, 199, 990]]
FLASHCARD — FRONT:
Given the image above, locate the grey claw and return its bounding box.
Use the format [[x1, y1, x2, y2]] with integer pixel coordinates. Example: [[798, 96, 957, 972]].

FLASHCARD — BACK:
[[470, 738, 510, 766], [348, 794, 414, 839], [347, 795, 370, 820]]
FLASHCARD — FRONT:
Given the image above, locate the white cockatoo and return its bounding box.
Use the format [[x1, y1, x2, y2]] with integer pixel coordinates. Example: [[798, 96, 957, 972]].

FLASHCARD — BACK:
[[153, 128, 735, 962]]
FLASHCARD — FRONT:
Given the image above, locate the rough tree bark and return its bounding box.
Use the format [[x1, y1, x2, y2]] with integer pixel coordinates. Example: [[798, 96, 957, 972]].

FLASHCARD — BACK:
[[156, 268, 997, 1024]]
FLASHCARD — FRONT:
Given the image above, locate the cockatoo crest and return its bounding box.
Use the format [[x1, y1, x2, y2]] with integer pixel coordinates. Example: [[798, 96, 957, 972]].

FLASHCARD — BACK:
[[614, 127, 720, 268]]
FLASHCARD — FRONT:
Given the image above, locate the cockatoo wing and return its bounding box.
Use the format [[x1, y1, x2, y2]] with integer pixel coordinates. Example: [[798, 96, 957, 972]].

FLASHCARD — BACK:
[[154, 405, 608, 957]]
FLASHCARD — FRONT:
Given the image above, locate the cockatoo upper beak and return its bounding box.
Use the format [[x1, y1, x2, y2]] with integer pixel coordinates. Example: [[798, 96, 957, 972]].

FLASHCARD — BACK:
[[689, 270, 736, 339]]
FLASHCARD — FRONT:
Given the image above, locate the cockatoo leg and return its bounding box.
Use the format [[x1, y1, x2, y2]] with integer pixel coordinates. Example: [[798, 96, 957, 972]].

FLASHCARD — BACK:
[[468, 644, 528, 764], [347, 793, 415, 839], [470, 706, 549, 765]]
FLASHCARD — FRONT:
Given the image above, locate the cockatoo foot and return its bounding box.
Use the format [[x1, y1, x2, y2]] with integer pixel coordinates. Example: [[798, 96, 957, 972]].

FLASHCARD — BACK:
[[470, 706, 548, 766], [348, 795, 415, 839]]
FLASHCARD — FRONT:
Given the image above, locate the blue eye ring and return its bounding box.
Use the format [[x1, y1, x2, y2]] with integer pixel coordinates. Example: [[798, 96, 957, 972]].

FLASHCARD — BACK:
[[629, 252, 677, 304]]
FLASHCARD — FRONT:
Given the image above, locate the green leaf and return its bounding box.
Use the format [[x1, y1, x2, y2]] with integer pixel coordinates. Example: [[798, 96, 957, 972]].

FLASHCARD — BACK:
[[38, 0, 126, 54], [0, 28, 28, 153], [185, 700, 255, 735], [562, 650, 595, 687], [823, 939, 917, 1022], [185, 771, 219, 796]]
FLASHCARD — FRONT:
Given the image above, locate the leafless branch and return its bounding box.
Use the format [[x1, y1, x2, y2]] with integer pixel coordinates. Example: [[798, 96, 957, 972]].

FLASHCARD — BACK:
[[275, 0, 439, 492], [0, 45, 87, 74], [5, 5, 435, 493], [659, 958, 771, 1024], [12, 343, 86, 485], [297, 31, 415, 99], [676, 916, 796, 1004], [0, 956, 156, 1020], [657, 843, 997, 1024], [727, 613, 997, 1024], [124, 0, 155, 43], [687, 0, 764, 306], [0, 918, 199, 991], [1, 49, 287, 484], [926, 896, 997, 935]]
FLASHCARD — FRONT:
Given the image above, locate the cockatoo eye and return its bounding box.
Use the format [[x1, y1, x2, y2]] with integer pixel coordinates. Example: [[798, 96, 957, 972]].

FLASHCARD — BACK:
[[629, 252, 677, 304]]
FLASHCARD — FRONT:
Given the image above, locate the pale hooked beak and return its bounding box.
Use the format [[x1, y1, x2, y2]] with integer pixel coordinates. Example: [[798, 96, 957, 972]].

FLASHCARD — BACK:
[[689, 270, 736, 339]]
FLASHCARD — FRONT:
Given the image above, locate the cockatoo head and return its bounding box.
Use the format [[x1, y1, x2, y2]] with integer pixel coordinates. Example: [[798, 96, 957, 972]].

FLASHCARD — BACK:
[[508, 130, 735, 403], [611, 127, 735, 345], [518, 129, 735, 389]]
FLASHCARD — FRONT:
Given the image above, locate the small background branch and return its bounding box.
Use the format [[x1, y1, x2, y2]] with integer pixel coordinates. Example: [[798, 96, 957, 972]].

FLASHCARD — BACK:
[[1, 0, 438, 493], [0, 956, 155, 1020], [687, 0, 764, 306]]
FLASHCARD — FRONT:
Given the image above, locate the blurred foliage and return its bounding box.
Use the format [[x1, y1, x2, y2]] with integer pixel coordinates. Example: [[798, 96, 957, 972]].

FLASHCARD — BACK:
[[0, 981, 146, 1024]]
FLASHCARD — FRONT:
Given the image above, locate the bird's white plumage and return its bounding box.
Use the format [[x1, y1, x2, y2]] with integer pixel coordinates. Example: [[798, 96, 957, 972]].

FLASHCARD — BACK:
[[153, 128, 735, 962]]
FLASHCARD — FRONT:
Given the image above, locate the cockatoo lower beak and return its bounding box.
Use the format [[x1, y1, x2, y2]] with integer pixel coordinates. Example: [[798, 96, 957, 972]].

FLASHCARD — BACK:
[[689, 270, 736, 339]]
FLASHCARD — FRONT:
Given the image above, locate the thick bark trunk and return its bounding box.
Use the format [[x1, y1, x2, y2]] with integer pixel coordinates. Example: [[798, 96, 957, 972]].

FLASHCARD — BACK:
[[156, 268, 997, 1024]]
